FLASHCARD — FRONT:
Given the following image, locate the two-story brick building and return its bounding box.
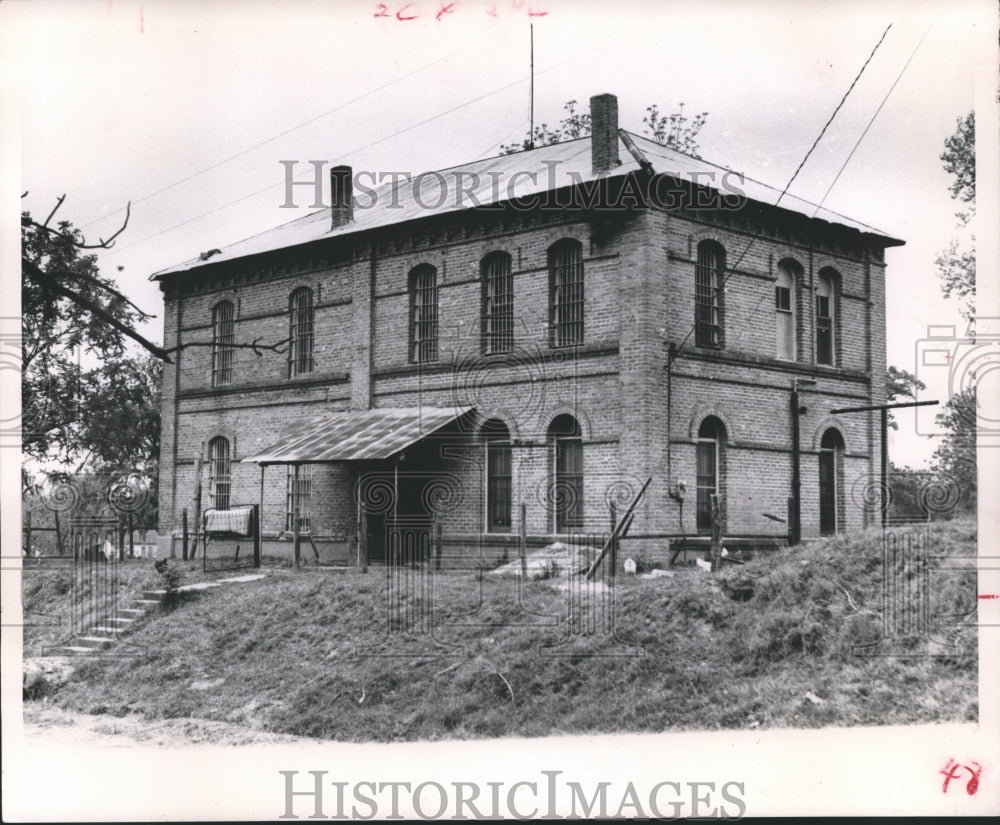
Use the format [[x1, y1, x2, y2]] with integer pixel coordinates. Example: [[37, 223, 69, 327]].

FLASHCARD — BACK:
[[152, 93, 903, 565]]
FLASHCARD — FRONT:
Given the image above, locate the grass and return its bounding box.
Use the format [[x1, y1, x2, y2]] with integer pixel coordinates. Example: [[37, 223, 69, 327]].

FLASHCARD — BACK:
[[23, 518, 979, 742]]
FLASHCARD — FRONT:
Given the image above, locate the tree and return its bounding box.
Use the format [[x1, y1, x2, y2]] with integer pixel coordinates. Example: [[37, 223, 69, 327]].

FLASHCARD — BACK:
[[931, 387, 977, 512], [936, 112, 975, 321], [885, 365, 926, 430], [499, 100, 708, 157], [21, 202, 162, 471]]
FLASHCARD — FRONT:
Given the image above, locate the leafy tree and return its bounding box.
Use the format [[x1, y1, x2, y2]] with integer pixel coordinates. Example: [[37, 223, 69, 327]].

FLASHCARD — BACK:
[[931, 387, 977, 512], [885, 365, 926, 430], [500, 100, 708, 157], [936, 112, 975, 321], [21, 205, 161, 476]]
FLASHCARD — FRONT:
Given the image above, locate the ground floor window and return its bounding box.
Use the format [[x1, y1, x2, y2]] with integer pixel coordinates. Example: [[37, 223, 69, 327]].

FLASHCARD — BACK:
[[819, 428, 844, 535], [208, 436, 231, 510], [696, 417, 726, 533], [285, 465, 312, 531], [549, 414, 583, 532], [483, 420, 512, 532]]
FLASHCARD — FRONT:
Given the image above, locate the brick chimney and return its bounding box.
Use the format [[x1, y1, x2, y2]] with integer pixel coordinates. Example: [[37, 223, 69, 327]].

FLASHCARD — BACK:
[[590, 93, 620, 176], [330, 165, 353, 229]]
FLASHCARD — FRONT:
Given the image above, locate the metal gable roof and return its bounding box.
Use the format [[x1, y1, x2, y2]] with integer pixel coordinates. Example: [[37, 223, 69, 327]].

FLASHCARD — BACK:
[[241, 406, 474, 464], [152, 130, 901, 279]]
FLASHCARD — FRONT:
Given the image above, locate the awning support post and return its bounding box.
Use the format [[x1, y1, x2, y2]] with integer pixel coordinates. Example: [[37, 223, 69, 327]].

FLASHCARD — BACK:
[[293, 462, 301, 568]]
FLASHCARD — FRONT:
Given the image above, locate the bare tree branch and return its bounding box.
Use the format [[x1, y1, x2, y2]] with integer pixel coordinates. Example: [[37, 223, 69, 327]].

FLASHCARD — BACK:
[[59, 267, 156, 321], [25, 200, 131, 250], [25, 259, 172, 363], [43, 194, 66, 228], [162, 336, 290, 357]]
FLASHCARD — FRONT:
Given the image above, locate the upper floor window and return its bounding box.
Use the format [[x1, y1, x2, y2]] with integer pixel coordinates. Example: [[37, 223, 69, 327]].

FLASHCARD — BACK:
[[775, 260, 800, 361], [481, 252, 514, 355], [548, 239, 584, 348], [288, 287, 315, 377], [211, 300, 235, 387], [409, 264, 438, 363], [816, 270, 837, 366], [208, 436, 231, 510], [695, 241, 724, 349]]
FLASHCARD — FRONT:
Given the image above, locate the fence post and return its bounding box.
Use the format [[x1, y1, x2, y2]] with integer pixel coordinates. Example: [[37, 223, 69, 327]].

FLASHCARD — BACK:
[[54, 510, 63, 555], [128, 515, 134, 559], [360, 511, 368, 573], [253, 504, 261, 568], [182, 508, 188, 561], [519, 502, 527, 580], [609, 502, 617, 586], [710, 493, 722, 572]]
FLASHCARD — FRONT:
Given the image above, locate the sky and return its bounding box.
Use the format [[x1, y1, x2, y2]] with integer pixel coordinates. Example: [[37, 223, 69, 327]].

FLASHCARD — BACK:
[[4, 0, 993, 468]]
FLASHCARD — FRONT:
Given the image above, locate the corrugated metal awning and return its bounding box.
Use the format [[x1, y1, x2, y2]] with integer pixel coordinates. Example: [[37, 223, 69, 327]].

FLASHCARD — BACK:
[[241, 407, 474, 465]]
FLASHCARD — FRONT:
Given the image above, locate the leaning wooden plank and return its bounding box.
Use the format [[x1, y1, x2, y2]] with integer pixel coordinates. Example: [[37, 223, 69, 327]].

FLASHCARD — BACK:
[[582, 477, 651, 580]]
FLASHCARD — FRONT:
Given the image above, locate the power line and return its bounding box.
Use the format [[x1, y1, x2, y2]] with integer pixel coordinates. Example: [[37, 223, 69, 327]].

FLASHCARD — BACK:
[[104, 35, 626, 257], [81, 43, 478, 231], [675, 23, 894, 356], [814, 25, 931, 216], [727, 25, 928, 350]]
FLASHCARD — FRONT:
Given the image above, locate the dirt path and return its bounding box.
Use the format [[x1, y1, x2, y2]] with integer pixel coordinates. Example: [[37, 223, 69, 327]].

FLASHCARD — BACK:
[[21, 703, 320, 747]]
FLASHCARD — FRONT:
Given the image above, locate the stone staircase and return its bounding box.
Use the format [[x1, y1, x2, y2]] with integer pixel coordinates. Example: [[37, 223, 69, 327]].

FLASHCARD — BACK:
[[50, 589, 166, 656]]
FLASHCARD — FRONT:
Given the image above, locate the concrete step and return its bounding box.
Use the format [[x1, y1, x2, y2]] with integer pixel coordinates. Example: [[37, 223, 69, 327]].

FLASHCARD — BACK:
[[133, 599, 162, 610], [90, 626, 122, 636], [56, 645, 97, 656], [118, 608, 146, 618], [74, 636, 115, 649], [106, 616, 136, 625], [141, 590, 167, 601]]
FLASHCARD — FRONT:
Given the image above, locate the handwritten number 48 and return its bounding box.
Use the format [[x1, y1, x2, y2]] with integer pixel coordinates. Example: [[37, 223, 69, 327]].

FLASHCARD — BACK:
[[374, 2, 549, 20]]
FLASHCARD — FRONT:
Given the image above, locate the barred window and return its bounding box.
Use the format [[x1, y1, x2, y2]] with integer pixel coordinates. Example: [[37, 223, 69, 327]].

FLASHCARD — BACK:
[[288, 287, 314, 377], [481, 252, 514, 355], [695, 241, 724, 349], [409, 265, 438, 363], [208, 436, 231, 511], [285, 465, 312, 532], [549, 414, 583, 532], [483, 420, 512, 531], [695, 417, 726, 534], [548, 240, 584, 348], [816, 270, 836, 366], [211, 301, 235, 387]]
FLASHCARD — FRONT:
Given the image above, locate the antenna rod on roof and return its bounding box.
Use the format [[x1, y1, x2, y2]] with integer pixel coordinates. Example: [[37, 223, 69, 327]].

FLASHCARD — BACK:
[[529, 23, 534, 149]]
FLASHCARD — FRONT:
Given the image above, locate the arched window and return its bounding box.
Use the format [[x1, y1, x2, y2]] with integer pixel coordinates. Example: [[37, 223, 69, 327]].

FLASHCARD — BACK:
[[696, 416, 726, 533], [208, 436, 231, 510], [548, 414, 583, 532], [819, 428, 844, 535], [483, 420, 512, 531], [211, 301, 235, 387], [288, 287, 314, 377], [816, 270, 837, 366], [409, 265, 438, 363], [775, 260, 800, 360], [695, 241, 725, 348], [548, 240, 584, 347], [481, 252, 514, 355]]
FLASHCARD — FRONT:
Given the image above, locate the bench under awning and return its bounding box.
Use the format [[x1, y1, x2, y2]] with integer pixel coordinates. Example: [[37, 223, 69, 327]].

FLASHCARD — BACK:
[[240, 406, 475, 465]]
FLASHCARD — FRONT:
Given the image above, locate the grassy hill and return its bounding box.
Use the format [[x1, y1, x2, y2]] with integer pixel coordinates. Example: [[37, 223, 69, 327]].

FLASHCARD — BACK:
[[23, 519, 978, 742]]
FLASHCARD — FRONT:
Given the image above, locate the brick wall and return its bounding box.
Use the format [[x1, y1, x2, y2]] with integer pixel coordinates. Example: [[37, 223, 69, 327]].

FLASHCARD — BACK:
[[156, 180, 891, 560]]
